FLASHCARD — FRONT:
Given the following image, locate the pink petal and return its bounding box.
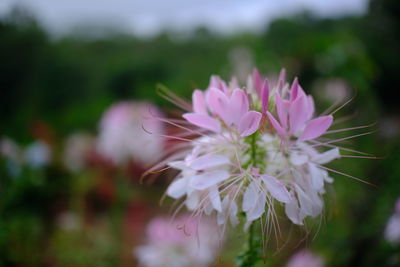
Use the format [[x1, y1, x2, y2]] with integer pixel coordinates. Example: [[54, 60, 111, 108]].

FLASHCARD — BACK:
[[209, 75, 229, 94], [297, 85, 307, 99], [283, 99, 290, 109], [261, 175, 291, 203], [275, 93, 288, 129], [192, 90, 207, 115], [299, 115, 333, 141], [267, 111, 286, 138], [190, 170, 230, 190], [183, 113, 220, 132], [238, 111, 262, 137], [289, 94, 309, 134], [290, 78, 299, 101], [261, 79, 269, 114], [229, 76, 239, 89], [277, 68, 286, 89], [208, 75, 220, 89], [306, 95, 315, 120], [252, 68, 262, 96], [228, 89, 249, 126], [206, 87, 229, 120]]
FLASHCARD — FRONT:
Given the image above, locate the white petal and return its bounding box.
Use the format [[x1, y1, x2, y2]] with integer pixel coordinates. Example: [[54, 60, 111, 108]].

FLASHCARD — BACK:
[[209, 185, 222, 212], [285, 198, 304, 225], [168, 160, 188, 170], [189, 154, 230, 170], [261, 175, 291, 203], [246, 190, 266, 221], [218, 195, 239, 227], [166, 178, 188, 198], [204, 203, 213, 215], [243, 179, 259, 212], [186, 191, 199, 210], [190, 170, 230, 190], [295, 184, 314, 216], [229, 200, 239, 227], [217, 196, 229, 225], [308, 163, 325, 191], [243, 220, 253, 232], [312, 148, 340, 164], [295, 184, 321, 217], [311, 194, 323, 216], [289, 152, 308, 166], [325, 175, 334, 183]]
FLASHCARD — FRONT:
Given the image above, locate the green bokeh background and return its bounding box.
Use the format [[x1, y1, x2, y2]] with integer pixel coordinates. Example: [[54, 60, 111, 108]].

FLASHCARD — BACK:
[[1, 0, 399, 266]]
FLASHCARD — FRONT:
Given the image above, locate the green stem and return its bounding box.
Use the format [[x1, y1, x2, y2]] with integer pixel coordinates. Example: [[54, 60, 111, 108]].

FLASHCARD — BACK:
[[251, 132, 257, 166], [236, 133, 261, 267], [248, 223, 254, 251]]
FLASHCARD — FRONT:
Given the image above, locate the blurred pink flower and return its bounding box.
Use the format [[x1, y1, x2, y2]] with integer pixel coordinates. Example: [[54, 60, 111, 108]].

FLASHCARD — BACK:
[[313, 78, 351, 103], [135, 215, 221, 267], [385, 198, 400, 245], [56, 211, 80, 231], [97, 101, 164, 166], [63, 132, 94, 172], [286, 250, 324, 267]]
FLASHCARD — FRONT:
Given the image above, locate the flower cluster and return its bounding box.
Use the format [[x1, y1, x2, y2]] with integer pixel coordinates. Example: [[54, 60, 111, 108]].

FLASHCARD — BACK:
[[159, 69, 343, 231]]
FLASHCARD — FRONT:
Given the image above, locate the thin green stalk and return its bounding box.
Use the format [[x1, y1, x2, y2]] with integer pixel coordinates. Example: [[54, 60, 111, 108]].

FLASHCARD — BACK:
[[236, 133, 262, 267]]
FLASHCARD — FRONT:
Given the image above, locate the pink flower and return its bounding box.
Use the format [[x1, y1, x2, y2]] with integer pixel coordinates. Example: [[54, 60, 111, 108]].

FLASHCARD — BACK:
[[183, 87, 262, 137], [63, 132, 94, 172], [97, 101, 164, 165], [286, 250, 324, 267], [267, 78, 333, 142], [385, 198, 400, 245], [135, 215, 221, 267], [148, 67, 370, 236]]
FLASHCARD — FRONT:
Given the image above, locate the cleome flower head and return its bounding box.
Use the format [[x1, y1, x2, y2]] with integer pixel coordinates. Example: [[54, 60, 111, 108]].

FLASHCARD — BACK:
[[149, 68, 367, 234]]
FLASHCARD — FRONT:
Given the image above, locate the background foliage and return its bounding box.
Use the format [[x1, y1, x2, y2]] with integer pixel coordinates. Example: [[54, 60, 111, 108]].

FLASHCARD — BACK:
[[1, 0, 399, 266]]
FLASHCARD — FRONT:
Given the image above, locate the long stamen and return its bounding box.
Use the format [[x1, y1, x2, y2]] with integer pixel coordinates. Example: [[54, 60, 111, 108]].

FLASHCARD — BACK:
[[310, 131, 376, 147], [317, 164, 377, 187], [324, 122, 377, 134]]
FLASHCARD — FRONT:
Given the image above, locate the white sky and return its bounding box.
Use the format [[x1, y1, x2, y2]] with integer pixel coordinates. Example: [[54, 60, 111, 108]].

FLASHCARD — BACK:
[[0, 0, 369, 37]]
